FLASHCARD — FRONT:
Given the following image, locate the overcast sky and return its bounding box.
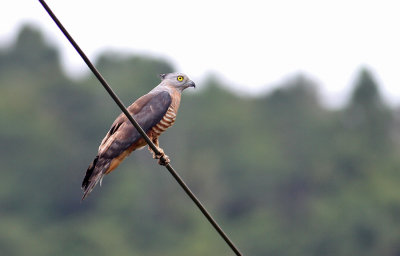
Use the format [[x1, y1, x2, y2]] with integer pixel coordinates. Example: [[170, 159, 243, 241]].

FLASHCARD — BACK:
[[2, 0, 399, 106]]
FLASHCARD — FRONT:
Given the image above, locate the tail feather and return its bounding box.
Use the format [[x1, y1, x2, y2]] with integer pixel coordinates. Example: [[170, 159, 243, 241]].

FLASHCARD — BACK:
[[81, 156, 110, 201]]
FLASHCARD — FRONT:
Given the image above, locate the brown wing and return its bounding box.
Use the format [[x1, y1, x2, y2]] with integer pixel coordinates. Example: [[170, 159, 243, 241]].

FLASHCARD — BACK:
[[98, 91, 172, 159]]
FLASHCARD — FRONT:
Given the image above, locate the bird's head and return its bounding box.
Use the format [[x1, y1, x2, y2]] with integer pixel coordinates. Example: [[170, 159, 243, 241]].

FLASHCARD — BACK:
[[159, 72, 196, 92]]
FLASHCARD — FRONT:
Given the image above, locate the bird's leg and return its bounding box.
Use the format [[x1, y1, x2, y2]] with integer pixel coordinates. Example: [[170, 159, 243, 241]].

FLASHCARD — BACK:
[[149, 137, 170, 166], [149, 137, 161, 159]]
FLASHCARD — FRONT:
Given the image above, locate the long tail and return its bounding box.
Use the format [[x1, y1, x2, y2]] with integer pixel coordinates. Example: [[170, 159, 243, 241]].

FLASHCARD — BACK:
[[81, 155, 110, 201]]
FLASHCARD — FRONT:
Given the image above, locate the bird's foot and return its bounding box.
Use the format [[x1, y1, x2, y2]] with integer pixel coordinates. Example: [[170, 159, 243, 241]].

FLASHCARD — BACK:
[[152, 147, 164, 158], [153, 147, 170, 166], [158, 154, 170, 166]]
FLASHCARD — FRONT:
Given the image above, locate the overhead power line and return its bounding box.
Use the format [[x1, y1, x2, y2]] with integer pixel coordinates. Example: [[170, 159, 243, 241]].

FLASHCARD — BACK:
[[38, 1, 243, 255]]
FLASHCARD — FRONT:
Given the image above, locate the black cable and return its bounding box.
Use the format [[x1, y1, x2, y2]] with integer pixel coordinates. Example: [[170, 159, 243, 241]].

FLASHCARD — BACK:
[[38, 1, 243, 255]]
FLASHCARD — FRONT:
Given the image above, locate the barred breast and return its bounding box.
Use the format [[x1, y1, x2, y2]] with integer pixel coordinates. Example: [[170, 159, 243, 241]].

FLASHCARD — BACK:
[[151, 106, 177, 136]]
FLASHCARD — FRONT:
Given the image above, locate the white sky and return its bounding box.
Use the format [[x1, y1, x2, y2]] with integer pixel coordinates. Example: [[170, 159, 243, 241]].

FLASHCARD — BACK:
[[2, 0, 400, 107]]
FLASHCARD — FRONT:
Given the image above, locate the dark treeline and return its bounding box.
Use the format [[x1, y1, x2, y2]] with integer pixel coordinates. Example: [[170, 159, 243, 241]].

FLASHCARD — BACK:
[[2, 25, 400, 256]]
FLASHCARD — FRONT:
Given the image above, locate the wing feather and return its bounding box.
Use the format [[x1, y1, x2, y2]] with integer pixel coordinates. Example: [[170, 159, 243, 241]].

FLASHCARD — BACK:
[[98, 91, 172, 159]]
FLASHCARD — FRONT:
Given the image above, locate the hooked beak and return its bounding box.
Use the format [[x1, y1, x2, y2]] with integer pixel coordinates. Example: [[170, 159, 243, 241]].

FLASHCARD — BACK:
[[186, 80, 196, 88]]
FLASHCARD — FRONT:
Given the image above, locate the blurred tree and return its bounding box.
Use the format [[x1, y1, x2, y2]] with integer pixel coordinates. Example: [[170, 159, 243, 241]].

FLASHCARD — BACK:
[[344, 68, 392, 150]]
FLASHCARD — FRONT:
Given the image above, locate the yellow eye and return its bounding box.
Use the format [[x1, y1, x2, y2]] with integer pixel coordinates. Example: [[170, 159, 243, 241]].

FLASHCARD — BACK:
[[177, 75, 184, 82]]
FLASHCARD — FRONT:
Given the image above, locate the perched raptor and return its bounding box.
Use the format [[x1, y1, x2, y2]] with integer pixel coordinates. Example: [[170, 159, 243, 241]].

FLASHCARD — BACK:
[[81, 72, 195, 200]]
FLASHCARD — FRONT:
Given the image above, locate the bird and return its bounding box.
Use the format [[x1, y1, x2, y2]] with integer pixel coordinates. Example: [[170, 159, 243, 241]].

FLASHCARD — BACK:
[[81, 72, 195, 200]]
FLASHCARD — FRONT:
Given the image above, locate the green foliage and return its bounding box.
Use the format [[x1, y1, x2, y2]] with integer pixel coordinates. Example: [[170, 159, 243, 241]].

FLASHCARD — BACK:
[[2, 25, 400, 256]]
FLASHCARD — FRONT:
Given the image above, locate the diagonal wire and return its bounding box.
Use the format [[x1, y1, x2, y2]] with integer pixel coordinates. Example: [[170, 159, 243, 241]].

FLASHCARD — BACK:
[[38, 1, 243, 255]]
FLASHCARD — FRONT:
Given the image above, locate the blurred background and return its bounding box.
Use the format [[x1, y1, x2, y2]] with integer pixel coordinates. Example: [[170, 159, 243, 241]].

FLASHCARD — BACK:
[[2, 1, 400, 255]]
